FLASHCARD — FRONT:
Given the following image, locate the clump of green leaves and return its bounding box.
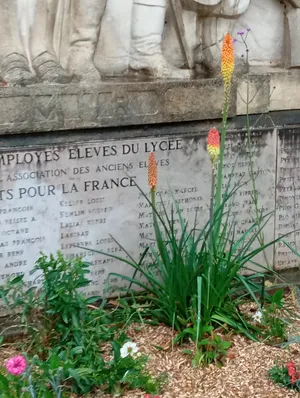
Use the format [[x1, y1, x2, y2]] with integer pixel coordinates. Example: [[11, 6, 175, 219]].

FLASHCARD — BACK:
[[0, 253, 113, 356], [99, 342, 167, 396], [260, 289, 288, 344], [195, 329, 231, 367], [89, 180, 278, 339], [180, 325, 231, 367], [0, 253, 166, 396]]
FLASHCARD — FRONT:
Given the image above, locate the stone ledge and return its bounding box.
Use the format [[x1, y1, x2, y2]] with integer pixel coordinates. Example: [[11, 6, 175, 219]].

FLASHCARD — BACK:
[[236, 69, 300, 116], [0, 69, 298, 134], [0, 79, 236, 135]]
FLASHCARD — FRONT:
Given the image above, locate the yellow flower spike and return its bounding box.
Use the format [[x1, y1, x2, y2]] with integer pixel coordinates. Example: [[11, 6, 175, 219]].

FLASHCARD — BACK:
[[221, 33, 235, 92], [148, 152, 157, 191], [207, 128, 220, 165]]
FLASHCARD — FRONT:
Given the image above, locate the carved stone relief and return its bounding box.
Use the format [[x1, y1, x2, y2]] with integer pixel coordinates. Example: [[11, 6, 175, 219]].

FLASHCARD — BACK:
[[0, 0, 299, 85], [199, 0, 284, 74], [285, 0, 300, 68], [96, 0, 193, 79], [0, 0, 72, 85]]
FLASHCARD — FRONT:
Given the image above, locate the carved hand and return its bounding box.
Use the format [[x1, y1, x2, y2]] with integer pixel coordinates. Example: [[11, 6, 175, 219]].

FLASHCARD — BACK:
[[285, 0, 300, 7]]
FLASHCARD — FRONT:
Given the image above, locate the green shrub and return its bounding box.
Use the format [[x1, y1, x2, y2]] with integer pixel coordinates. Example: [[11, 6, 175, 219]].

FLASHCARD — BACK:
[[0, 253, 166, 396]]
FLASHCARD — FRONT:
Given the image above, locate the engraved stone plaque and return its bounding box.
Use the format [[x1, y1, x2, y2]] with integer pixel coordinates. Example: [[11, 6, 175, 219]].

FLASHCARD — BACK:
[[0, 128, 276, 297], [275, 128, 300, 270]]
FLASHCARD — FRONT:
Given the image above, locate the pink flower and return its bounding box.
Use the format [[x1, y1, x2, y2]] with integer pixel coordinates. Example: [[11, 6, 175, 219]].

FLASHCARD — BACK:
[[6, 355, 27, 375]]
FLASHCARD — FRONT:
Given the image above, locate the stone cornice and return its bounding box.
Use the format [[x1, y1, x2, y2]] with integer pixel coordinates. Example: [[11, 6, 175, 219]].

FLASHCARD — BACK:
[[0, 69, 299, 135]]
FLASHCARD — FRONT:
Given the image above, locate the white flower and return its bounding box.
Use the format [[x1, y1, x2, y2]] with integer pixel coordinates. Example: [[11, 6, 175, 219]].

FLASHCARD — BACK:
[[252, 310, 263, 323], [120, 342, 138, 358]]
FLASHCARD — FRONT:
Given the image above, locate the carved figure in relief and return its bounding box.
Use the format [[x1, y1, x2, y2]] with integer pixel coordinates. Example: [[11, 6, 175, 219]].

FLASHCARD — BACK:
[[67, 0, 191, 80], [197, 0, 287, 72], [0, 0, 71, 85], [183, 0, 251, 73], [95, 0, 251, 79]]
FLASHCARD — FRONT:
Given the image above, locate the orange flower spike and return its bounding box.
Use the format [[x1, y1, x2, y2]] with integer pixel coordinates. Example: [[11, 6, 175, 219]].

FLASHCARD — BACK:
[[207, 128, 220, 164], [221, 33, 235, 90], [148, 152, 157, 191]]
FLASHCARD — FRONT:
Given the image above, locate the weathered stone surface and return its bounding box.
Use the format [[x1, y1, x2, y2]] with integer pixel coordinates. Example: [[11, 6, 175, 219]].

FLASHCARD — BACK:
[[0, 69, 299, 134], [0, 127, 276, 298], [275, 128, 300, 271], [222, 129, 276, 272], [286, 8, 300, 68], [270, 71, 300, 111], [0, 79, 236, 134], [236, 75, 270, 116]]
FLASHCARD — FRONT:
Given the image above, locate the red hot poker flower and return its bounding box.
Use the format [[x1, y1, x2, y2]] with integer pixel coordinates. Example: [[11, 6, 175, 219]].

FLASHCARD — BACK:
[[148, 152, 158, 191], [207, 128, 220, 165], [221, 33, 235, 90]]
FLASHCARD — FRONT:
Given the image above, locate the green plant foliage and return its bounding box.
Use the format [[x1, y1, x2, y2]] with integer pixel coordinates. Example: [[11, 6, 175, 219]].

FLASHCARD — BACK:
[[260, 289, 288, 343], [0, 353, 65, 398], [0, 253, 113, 356], [179, 325, 231, 367], [87, 180, 281, 342], [97, 343, 167, 395], [0, 253, 166, 396]]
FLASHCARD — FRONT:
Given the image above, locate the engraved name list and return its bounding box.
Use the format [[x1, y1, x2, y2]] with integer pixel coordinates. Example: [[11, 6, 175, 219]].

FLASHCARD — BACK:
[[0, 130, 276, 296]]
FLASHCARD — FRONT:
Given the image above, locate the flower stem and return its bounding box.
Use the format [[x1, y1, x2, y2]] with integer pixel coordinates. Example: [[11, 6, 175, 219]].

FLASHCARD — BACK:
[[208, 166, 216, 313], [215, 93, 229, 210]]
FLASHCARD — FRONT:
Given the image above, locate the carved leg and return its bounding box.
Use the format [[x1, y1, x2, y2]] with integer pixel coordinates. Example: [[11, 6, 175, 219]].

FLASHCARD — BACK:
[[0, 0, 35, 85], [94, 0, 133, 76], [286, 8, 300, 68], [67, 0, 107, 81], [130, 0, 192, 79], [31, 0, 72, 83]]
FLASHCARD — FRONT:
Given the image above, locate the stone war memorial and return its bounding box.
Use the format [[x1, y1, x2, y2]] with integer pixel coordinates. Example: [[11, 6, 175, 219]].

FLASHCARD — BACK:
[[1, 1, 300, 397]]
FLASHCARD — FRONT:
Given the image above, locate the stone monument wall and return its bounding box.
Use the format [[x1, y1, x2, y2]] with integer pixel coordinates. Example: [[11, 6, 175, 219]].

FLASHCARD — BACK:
[[0, 0, 300, 298], [0, 111, 300, 297]]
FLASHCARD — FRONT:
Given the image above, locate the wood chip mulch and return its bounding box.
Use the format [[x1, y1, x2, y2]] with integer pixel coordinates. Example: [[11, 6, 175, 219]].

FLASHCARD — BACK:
[[99, 323, 300, 398], [1, 294, 300, 397]]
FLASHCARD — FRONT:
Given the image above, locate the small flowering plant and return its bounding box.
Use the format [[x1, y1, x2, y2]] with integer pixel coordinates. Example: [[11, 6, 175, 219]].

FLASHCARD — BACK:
[[269, 360, 300, 391], [101, 341, 167, 396], [0, 354, 65, 398], [6, 356, 27, 376], [0, 355, 28, 397], [254, 289, 287, 344], [120, 341, 139, 358], [252, 310, 263, 324]]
